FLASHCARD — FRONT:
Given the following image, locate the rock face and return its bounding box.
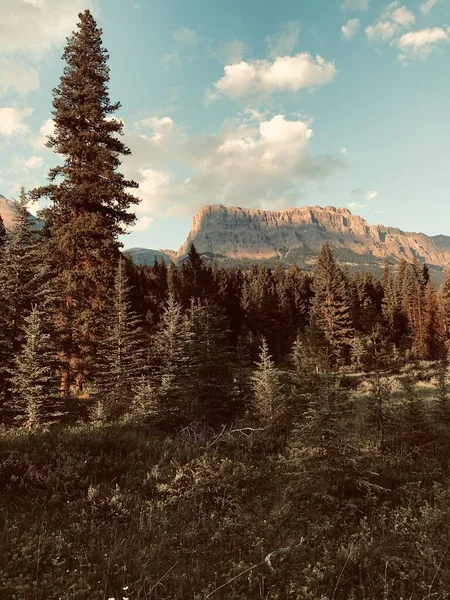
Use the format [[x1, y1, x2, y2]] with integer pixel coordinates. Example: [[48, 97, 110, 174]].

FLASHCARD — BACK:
[[0, 194, 42, 229], [0, 194, 20, 228], [125, 248, 176, 266], [178, 204, 450, 268]]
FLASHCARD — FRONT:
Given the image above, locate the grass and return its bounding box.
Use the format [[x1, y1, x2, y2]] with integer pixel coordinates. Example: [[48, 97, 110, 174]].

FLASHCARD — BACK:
[[2, 362, 450, 599]]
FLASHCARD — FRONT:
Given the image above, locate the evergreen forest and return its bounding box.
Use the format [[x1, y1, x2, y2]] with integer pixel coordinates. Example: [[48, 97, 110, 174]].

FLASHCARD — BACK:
[[2, 9, 450, 600]]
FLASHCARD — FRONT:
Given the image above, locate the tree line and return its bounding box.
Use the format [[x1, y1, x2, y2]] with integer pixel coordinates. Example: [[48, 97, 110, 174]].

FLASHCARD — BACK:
[[1, 9, 450, 431]]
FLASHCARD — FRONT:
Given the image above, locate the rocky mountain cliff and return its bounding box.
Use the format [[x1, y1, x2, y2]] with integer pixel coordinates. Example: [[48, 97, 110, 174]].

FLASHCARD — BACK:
[[175, 204, 450, 271], [0, 194, 42, 229], [2, 193, 449, 277]]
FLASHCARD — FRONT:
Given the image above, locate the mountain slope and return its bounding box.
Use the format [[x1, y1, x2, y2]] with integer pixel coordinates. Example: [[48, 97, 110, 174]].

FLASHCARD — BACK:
[[177, 204, 450, 269], [0, 194, 42, 229]]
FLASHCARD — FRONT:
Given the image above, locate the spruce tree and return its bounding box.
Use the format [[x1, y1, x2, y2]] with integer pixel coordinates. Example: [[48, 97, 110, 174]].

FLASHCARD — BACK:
[[310, 244, 354, 358], [251, 338, 284, 422], [150, 295, 194, 427], [30, 9, 139, 394], [0, 214, 5, 250], [91, 257, 146, 421], [0, 188, 40, 401], [381, 260, 405, 347], [401, 376, 431, 450], [440, 268, 450, 345], [188, 299, 240, 425], [10, 306, 62, 428], [435, 356, 450, 426], [422, 281, 445, 360]]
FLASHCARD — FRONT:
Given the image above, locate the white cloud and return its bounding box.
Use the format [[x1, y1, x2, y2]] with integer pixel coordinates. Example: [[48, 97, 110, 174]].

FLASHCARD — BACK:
[[341, 0, 369, 11], [420, 0, 439, 15], [217, 40, 246, 65], [131, 215, 153, 232], [0, 58, 39, 95], [121, 112, 343, 217], [0, 0, 94, 55], [397, 27, 449, 58], [213, 53, 336, 100], [0, 0, 95, 99], [340, 147, 348, 153], [342, 19, 360, 40], [31, 118, 55, 149], [366, 2, 415, 42], [135, 116, 175, 141], [266, 21, 301, 58], [0, 107, 33, 136], [392, 6, 415, 26], [365, 190, 378, 200], [24, 155, 44, 169], [173, 26, 199, 47]]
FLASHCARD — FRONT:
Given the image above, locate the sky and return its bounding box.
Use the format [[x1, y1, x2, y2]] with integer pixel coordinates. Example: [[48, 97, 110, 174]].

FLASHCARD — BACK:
[[1, 0, 450, 251]]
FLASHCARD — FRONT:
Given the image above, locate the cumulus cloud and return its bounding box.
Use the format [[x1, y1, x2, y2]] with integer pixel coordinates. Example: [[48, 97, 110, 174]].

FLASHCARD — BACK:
[[398, 27, 449, 58], [120, 113, 344, 218], [365, 190, 378, 200], [420, 0, 439, 15], [24, 155, 44, 169], [342, 19, 360, 40], [341, 0, 369, 11], [212, 53, 336, 100], [0, 107, 33, 136], [0, 0, 95, 97], [266, 21, 301, 58], [31, 118, 55, 149], [366, 2, 415, 42]]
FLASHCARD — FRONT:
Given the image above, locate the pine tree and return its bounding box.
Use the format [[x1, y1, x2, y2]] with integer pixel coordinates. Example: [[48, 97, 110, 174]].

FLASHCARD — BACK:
[[0, 188, 40, 401], [401, 376, 431, 450], [10, 306, 62, 428], [0, 214, 5, 250], [30, 10, 139, 395], [435, 357, 450, 426], [422, 281, 445, 360], [440, 268, 450, 346], [91, 258, 146, 421], [401, 262, 426, 357], [251, 338, 284, 422], [310, 244, 354, 358], [188, 299, 241, 425], [381, 260, 405, 346], [150, 295, 194, 427], [291, 349, 367, 499], [181, 244, 212, 304]]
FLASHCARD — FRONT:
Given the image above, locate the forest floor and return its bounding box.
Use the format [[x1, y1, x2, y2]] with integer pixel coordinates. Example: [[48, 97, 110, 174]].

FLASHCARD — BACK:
[[1, 361, 450, 600]]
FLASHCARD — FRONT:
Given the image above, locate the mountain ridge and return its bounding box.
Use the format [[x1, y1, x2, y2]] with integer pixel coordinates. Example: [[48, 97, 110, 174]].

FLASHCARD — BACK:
[[131, 204, 450, 272], [2, 194, 449, 275]]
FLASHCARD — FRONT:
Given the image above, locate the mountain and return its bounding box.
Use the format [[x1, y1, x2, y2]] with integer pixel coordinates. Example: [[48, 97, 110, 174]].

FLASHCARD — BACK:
[[128, 205, 450, 283], [3, 194, 448, 280], [124, 247, 176, 266], [0, 194, 43, 229]]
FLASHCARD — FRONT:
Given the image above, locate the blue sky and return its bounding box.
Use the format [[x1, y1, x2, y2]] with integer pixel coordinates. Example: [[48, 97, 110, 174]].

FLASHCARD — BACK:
[[1, 0, 450, 251]]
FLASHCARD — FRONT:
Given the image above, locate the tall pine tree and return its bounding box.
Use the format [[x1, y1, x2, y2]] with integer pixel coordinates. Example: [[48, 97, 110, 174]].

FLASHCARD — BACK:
[[30, 10, 139, 395], [310, 244, 354, 358], [0, 188, 40, 402], [91, 257, 146, 422], [10, 306, 63, 428]]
